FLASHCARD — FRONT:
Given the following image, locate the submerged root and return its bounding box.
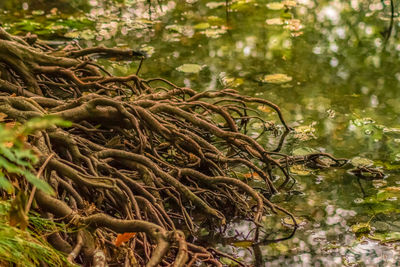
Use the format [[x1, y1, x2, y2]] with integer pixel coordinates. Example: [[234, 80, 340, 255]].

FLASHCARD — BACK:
[[0, 28, 345, 266]]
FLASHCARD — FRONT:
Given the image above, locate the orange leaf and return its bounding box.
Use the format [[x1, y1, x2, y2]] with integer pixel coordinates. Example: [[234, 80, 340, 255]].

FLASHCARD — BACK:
[[243, 172, 261, 180], [114, 232, 136, 247]]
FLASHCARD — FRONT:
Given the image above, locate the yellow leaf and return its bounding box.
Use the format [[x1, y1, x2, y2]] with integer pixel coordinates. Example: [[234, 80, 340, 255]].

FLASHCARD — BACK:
[[260, 73, 292, 84], [232, 240, 253, 248], [384, 187, 400, 193], [0, 112, 7, 122], [257, 105, 272, 113], [243, 172, 262, 180], [290, 165, 311, 176]]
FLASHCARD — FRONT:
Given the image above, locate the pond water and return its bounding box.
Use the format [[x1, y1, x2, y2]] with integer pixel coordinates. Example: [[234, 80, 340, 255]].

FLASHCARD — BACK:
[[2, 0, 400, 266]]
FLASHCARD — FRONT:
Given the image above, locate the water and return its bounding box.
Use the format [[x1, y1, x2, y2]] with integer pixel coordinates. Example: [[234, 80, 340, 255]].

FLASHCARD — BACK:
[[2, 0, 400, 265]]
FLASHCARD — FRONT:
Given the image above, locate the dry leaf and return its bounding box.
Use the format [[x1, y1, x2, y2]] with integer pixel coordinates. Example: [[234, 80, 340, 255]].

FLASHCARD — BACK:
[[257, 105, 272, 112], [243, 172, 262, 180], [115, 232, 136, 247], [0, 112, 7, 122]]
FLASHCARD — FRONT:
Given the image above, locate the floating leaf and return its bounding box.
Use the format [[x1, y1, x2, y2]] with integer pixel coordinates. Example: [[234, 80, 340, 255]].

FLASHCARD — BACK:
[[176, 64, 204, 73], [266, 3, 284, 10], [194, 22, 210, 30], [290, 165, 311, 176], [202, 28, 226, 38], [232, 240, 253, 248], [206, 1, 226, 9], [350, 157, 374, 167], [285, 19, 303, 31], [115, 232, 136, 247], [351, 222, 371, 235], [383, 187, 400, 193], [266, 18, 284, 25], [260, 73, 292, 84], [257, 106, 272, 112], [282, 216, 305, 227], [267, 1, 297, 9], [292, 147, 317, 156], [372, 179, 387, 188]]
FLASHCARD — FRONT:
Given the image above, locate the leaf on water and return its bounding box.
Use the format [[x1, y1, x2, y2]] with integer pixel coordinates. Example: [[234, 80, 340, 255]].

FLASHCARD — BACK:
[[194, 22, 210, 30], [372, 179, 387, 188], [251, 122, 264, 129], [202, 28, 226, 38], [206, 2, 226, 9], [265, 18, 284, 25], [266, 3, 284, 10], [351, 222, 371, 235], [257, 105, 272, 112], [176, 64, 204, 73], [243, 172, 262, 180], [350, 157, 374, 167], [290, 165, 311, 176], [292, 147, 317, 156], [293, 123, 317, 141], [282, 216, 305, 227], [232, 240, 253, 248], [260, 73, 292, 84], [64, 31, 80, 39], [283, 1, 297, 7], [32, 10, 45, 16], [285, 19, 303, 31], [114, 232, 136, 247]]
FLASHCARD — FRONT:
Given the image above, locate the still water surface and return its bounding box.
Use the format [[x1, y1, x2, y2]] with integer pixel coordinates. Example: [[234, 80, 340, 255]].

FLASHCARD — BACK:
[[1, 0, 400, 265]]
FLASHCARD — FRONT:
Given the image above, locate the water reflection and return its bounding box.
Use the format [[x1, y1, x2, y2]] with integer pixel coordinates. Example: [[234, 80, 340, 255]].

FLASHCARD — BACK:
[[1, 0, 400, 265]]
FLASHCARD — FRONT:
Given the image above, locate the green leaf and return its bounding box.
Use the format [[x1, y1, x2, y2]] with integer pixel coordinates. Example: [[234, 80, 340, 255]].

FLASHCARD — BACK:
[[176, 64, 204, 74], [351, 222, 371, 235], [232, 240, 253, 248], [194, 22, 210, 30], [350, 157, 374, 167]]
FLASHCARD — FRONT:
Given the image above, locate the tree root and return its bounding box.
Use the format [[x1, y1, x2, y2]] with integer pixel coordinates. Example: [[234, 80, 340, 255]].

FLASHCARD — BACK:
[[0, 28, 346, 266]]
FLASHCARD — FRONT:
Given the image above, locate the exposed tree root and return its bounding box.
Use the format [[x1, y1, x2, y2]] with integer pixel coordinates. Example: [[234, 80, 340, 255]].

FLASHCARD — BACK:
[[0, 28, 346, 266]]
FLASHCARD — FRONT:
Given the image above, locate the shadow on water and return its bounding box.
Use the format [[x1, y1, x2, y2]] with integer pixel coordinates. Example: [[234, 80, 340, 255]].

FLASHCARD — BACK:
[[2, 0, 400, 265]]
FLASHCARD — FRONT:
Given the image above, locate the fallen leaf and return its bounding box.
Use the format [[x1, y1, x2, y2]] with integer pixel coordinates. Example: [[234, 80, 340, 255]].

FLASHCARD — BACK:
[[290, 165, 311, 176], [384, 187, 400, 193], [115, 232, 136, 247], [232, 240, 253, 248], [282, 216, 305, 227], [260, 73, 292, 84], [351, 222, 371, 235], [350, 157, 374, 167], [176, 64, 204, 73], [243, 172, 262, 180], [266, 18, 284, 25], [257, 106, 272, 112]]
